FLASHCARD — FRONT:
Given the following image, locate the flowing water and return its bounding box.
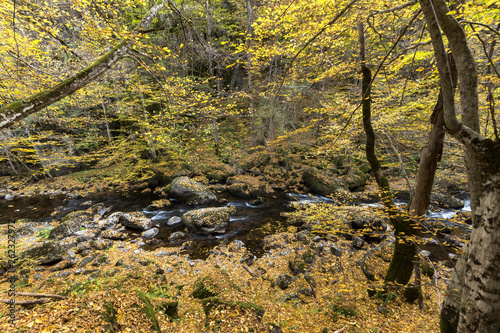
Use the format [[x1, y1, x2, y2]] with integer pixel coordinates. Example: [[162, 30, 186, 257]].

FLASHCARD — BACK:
[[0, 190, 471, 260]]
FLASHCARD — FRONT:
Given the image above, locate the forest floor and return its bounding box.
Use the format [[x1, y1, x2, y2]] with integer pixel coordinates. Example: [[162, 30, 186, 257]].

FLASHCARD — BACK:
[[0, 225, 451, 333]]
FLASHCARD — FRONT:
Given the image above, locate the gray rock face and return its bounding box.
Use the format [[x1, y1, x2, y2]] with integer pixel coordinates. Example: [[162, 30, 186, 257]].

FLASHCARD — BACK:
[[181, 206, 235, 235], [168, 176, 217, 204]]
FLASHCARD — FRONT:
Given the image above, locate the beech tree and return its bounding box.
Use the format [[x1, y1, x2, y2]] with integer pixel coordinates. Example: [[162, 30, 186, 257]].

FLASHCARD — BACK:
[[418, 0, 500, 332], [0, 0, 168, 130]]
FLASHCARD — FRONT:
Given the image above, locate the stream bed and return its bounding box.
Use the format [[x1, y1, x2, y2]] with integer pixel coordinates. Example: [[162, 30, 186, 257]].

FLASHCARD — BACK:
[[0, 190, 471, 260]]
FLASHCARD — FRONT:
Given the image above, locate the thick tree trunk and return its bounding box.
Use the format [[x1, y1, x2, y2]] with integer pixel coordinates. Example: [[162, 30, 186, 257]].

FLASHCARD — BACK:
[[419, 1, 500, 332], [457, 171, 500, 332], [0, 0, 168, 130], [359, 22, 416, 286]]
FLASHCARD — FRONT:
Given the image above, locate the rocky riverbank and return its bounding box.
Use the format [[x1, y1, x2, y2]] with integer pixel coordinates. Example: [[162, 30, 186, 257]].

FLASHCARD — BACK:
[[0, 165, 471, 332]]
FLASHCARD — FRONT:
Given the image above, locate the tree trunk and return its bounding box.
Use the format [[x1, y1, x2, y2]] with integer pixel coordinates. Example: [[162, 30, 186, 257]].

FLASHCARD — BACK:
[[456, 171, 500, 332], [0, 0, 168, 130], [358, 21, 416, 287], [419, 1, 500, 332], [409, 52, 457, 219]]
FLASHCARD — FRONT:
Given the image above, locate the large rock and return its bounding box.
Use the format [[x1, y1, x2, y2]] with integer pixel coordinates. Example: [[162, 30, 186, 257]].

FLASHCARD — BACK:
[[341, 167, 368, 190], [168, 176, 217, 204], [181, 206, 235, 235], [226, 175, 272, 198], [20, 241, 69, 265], [49, 218, 82, 240], [106, 212, 153, 231], [302, 168, 354, 203], [204, 163, 235, 182]]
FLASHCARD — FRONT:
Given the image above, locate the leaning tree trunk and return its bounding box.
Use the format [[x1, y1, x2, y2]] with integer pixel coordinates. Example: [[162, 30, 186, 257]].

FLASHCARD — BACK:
[[0, 0, 168, 130], [419, 0, 500, 332], [358, 22, 416, 286]]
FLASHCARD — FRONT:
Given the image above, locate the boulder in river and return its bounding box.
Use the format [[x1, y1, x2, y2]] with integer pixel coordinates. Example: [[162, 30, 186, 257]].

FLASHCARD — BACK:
[[106, 212, 153, 231], [147, 199, 172, 211], [301, 168, 355, 203], [226, 175, 272, 198], [181, 206, 236, 235], [167, 176, 217, 204]]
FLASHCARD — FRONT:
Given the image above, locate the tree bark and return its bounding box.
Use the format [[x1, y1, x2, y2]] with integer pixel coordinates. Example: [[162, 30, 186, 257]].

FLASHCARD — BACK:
[[419, 1, 500, 332], [409, 52, 457, 219], [0, 0, 168, 130], [359, 21, 416, 286]]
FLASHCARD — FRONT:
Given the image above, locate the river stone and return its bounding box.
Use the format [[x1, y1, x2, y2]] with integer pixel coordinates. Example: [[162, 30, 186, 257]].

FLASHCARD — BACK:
[[169, 231, 187, 240], [142, 227, 159, 238], [168, 176, 217, 205], [167, 216, 182, 225], [118, 212, 153, 231], [181, 206, 235, 235], [147, 199, 172, 211], [4, 193, 15, 200], [73, 229, 100, 242], [21, 241, 66, 265]]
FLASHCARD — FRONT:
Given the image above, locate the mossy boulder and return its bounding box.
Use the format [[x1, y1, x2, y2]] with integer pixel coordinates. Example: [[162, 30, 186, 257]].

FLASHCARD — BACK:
[[226, 175, 272, 198], [158, 301, 179, 322], [276, 273, 295, 290], [21, 240, 67, 265], [341, 168, 368, 190], [60, 204, 109, 224], [181, 206, 235, 235], [205, 163, 235, 182], [168, 176, 217, 204], [49, 218, 83, 240], [302, 168, 351, 198], [147, 199, 172, 211]]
